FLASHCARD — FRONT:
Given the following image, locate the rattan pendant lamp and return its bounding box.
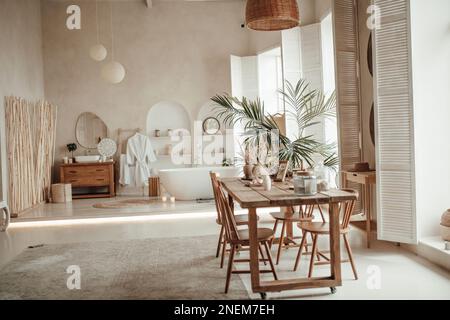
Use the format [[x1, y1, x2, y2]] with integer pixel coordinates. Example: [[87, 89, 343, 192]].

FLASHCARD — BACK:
[[245, 0, 300, 31]]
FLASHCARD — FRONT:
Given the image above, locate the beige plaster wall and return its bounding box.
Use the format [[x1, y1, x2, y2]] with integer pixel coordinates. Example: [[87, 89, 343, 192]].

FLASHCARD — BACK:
[[314, 0, 332, 21], [0, 0, 45, 202], [41, 0, 256, 165]]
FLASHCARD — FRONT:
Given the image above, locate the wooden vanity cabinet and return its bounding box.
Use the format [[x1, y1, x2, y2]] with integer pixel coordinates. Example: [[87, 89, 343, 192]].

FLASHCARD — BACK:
[[60, 162, 115, 199]]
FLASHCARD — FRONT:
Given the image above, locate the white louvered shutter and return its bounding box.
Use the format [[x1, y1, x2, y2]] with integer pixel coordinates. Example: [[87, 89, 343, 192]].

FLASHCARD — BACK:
[[333, 0, 362, 210], [300, 24, 324, 92], [373, 0, 417, 244], [300, 23, 325, 143], [282, 27, 302, 140]]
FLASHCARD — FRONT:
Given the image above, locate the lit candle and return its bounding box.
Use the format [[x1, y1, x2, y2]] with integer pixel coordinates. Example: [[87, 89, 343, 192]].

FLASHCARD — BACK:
[[161, 196, 167, 202], [170, 196, 176, 203]]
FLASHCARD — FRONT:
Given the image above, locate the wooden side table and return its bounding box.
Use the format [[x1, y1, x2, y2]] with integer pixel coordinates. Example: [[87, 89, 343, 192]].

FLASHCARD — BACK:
[[342, 171, 376, 248]]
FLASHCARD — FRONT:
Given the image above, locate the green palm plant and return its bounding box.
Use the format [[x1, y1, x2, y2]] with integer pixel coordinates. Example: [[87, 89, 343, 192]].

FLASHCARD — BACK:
[[211, 79, 338, 171]]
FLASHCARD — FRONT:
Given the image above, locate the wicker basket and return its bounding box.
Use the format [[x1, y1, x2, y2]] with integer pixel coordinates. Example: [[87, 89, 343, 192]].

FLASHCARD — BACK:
[[148, 177, 161, 197], [52, 184, 72, 203], [246, 0, 299, 31]]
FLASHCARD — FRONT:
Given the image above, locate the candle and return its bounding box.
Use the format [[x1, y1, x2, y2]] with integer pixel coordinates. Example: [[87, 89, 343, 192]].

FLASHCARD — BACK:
[[170, 196, 175, 203], [161, 196, 167, 202]]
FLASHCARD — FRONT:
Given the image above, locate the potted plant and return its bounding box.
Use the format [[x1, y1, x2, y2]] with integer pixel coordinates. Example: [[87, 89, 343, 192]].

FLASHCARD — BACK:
[[212, 79, 338, 174], [66, 143, 78, 160]]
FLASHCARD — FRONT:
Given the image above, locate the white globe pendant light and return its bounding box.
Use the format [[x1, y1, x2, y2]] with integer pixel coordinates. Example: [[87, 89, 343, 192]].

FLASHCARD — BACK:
[[89, 44, 107, 61], [101, 61, 125, 84], [90, 1, 107, 62], [101, 1, 126, 84]]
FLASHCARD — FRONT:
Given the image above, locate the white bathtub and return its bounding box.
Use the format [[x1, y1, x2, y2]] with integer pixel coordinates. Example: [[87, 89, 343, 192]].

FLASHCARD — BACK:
[[158, 166, 240, 201]]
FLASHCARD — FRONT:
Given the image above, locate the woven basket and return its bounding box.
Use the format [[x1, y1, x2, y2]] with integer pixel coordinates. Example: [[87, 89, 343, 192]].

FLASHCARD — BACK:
[[246, 0, 299, 31], [52, 184, 72, 203]]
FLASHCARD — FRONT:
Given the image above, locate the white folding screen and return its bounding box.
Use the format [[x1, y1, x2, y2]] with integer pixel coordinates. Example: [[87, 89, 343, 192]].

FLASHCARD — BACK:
[[373, 0, 417, 244], [282, 27, 302, 140], [281, 27, 302, 87], [300, 23, 325, 143], [230, 55, 259, 160], [282, 24, 325, 142], [300, 24, 324, 92]]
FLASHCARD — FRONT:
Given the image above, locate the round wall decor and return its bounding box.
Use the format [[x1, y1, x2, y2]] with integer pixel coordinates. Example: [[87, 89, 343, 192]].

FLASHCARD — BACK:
[[202, 117, 221, 135], [97, 138, 117, 158]]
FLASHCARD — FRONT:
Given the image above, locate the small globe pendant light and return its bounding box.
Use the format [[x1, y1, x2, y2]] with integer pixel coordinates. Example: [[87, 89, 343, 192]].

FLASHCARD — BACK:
[[102, 1, 126, 84], [89, 0, 107, 61], [246, 0, 300, 31], [90, 44, 107, 61]]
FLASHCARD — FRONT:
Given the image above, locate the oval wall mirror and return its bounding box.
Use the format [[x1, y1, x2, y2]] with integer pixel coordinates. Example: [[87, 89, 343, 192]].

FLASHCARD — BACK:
[[202, 117, 220, 135], [75, 112, 108, 149], [370, 103, 375, 146], [368, 33, 373, 77]]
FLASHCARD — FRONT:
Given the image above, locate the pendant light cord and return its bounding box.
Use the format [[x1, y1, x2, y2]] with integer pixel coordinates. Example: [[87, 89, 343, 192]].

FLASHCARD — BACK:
[[95, 0, 99, 44], [110, 1, 115, 61]]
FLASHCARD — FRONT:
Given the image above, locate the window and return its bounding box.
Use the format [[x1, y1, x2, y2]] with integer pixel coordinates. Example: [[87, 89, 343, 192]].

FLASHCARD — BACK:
[[257, 47, 283, 115]]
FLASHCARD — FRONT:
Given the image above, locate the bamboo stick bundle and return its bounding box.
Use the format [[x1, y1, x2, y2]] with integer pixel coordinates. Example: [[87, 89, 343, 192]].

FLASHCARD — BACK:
[[5, 96, 57, 215]]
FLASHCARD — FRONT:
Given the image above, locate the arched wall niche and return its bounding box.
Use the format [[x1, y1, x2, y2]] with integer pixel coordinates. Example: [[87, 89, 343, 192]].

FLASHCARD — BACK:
[[146, 101, 191, 136]]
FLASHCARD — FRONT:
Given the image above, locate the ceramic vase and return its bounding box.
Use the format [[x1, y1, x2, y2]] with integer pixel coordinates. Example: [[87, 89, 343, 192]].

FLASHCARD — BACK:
[[252, 163, 264, 184], [440, 209, 450, 241], [262, 175, 272, 191]]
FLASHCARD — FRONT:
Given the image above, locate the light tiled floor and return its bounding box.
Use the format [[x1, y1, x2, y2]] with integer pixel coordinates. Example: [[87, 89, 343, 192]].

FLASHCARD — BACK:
[[1, 197, 449, 299], [15, 196, 215, 221]]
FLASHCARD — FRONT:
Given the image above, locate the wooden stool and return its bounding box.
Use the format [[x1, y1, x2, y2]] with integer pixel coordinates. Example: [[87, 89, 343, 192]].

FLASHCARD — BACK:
[[0, 201, 10, 232], [148, 176, 161, 197]]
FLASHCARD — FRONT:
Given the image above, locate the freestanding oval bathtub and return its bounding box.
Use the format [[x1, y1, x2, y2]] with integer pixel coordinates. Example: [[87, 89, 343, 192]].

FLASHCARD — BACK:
[[158, 166, 240, 201]]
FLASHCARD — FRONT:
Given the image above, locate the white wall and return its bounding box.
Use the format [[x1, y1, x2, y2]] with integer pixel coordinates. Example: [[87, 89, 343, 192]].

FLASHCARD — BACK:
[[0, 0, 45, 203], [410, 0, 450, 237]]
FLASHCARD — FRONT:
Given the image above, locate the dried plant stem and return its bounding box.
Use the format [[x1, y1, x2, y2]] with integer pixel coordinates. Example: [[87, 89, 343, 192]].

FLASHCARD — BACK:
[[5, 96, 57, 215]]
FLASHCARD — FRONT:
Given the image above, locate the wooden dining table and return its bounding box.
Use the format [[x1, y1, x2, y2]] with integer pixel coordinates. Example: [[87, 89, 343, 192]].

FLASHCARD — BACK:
[[219, 177, 358, 298]]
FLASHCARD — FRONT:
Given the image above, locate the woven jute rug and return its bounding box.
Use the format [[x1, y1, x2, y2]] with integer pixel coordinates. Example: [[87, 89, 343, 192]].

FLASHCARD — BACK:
[[93, 199, 159, 209], [0, 235, 249, 300]]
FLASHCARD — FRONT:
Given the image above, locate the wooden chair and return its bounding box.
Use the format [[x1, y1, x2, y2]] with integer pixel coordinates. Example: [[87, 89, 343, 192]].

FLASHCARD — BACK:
[[214, 176, 278, 293], [270, 204, 320, 264], [293, 189, 359, 280], [209, 172, 259, 268]]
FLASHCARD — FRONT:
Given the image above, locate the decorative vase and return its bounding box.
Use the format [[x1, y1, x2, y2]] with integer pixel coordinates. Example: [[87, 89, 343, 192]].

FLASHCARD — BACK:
[[243, 164, 254, 180], [440, 209, 450, 241], [262, 175, 272, 191], [252, 163, 264, 184]]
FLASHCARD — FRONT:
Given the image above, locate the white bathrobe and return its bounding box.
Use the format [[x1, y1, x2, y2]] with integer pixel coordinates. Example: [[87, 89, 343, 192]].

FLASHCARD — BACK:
[[126, 133, 157, 187]]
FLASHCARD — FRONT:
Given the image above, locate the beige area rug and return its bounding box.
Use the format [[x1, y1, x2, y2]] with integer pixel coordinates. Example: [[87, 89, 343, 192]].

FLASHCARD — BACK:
[[0, 235, 249, 300], [93, 199, 159, 209]]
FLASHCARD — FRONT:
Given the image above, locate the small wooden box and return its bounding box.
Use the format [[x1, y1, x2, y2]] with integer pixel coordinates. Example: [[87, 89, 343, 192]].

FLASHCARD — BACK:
[[51, 183, 72, 203], [148, 176, 160, 197]]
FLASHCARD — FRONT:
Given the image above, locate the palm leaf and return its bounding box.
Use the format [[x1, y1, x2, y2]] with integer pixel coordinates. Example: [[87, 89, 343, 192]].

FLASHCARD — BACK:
[[212, 79, 338, 170]]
